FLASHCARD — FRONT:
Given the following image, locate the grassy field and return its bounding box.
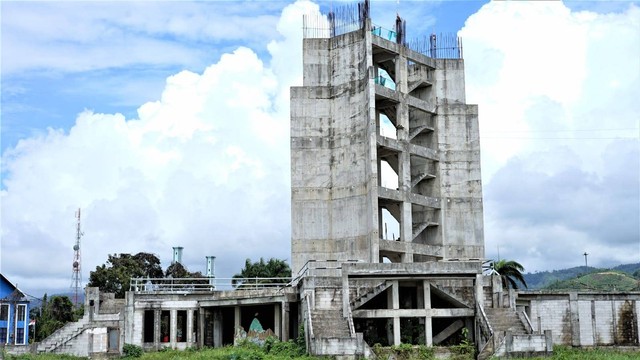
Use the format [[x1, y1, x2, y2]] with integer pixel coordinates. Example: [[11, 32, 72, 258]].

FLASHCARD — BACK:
[[5, 344, 640, 360], [496, 346, 640, 360]]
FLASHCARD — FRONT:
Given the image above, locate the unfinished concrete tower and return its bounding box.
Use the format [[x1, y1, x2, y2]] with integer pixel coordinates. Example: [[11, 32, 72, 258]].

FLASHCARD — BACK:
[[291, 1, 485, 355], [291, 7, 483, 274]]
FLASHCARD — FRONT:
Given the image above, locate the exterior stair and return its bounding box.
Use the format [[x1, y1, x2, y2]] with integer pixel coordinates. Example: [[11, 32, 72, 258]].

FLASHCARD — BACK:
[[311, 309, 351, 338], [37, 315, 89, 353], [350, 281, 390, 309], [484, 308, 528, 335]]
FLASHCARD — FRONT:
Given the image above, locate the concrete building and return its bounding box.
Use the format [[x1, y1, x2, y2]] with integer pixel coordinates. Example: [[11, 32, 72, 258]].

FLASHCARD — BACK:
[[16, 2, 639, 359], [290, 0, 485, 355], [0, 274, 31, 346]]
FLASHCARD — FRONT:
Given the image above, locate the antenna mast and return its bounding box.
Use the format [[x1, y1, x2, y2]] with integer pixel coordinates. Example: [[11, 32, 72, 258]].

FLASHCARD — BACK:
[[71, 208, 84, 307]]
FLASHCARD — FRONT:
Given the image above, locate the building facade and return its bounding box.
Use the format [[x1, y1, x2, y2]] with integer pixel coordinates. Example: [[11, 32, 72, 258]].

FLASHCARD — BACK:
[[0, 274, 31, 346]]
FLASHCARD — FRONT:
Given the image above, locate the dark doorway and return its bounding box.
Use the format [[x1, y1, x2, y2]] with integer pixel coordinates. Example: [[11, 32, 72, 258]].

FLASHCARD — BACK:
[[221, 307, 235, 346], [241, 304, 275, 333], [143, 310, 154, 343]]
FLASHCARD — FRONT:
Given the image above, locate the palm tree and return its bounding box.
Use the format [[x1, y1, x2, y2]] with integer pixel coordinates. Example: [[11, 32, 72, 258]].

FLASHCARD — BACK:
[[487, 259, 528, 290]]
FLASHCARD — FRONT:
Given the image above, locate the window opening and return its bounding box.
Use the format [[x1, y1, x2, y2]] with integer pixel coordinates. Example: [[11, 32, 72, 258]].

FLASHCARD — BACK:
[[177, 310, 187, 342], [160, 311, 170, 343]]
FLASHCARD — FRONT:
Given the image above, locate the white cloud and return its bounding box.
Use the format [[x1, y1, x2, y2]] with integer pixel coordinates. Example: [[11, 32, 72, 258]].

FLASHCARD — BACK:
[[1, 0, 320, 295], [1, 1, 282, 74], [461, 2, 640, 272]]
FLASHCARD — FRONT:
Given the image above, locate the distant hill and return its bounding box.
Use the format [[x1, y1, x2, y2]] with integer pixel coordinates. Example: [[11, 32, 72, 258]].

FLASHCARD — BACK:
[[523, 262, 640, 290], [543, 271, 640, 291]]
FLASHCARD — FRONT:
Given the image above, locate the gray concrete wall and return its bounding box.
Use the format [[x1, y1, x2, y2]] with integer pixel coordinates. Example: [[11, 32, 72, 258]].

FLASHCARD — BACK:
[[291, 31, 379, 275], [519, 292, 640, 347]]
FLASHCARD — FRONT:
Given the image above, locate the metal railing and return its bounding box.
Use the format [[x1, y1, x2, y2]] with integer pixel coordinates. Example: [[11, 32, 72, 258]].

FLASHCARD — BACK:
[[129, 277, 292, 293], [371, 25, 397, 42]]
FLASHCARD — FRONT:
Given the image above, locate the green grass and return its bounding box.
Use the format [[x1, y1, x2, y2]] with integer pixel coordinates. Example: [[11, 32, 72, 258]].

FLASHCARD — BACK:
[[492, 346, 640, 360], [6, 344, 640, 360]]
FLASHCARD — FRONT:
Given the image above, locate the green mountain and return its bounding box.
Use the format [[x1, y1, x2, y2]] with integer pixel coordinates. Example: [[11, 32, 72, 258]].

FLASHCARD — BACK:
[[522, 262, 640, 290], [543, 271, 640, 291]]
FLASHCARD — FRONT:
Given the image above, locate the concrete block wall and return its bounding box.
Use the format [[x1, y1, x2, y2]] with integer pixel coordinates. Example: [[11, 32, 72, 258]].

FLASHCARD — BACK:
[[529, 299, 571, 344], [520, 292, 640, 347]]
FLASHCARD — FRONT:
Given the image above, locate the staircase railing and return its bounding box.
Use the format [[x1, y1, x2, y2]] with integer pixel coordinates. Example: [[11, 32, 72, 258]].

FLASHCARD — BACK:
[[476, 303, 494, 358], [305, 294, 314, 339], [520, 310, 535, 334]]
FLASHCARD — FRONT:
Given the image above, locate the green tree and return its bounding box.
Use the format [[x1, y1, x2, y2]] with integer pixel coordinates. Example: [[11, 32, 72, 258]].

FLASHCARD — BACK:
[[488, 259, 528, 290], [88, 252, 163, 298], [233, 258, 291, 287], [30, 294, 77, 341], [165, 262, 204, 278]]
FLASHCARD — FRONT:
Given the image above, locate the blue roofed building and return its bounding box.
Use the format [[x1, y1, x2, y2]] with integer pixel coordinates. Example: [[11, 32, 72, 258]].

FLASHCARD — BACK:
[[0, 274, 30, 345]]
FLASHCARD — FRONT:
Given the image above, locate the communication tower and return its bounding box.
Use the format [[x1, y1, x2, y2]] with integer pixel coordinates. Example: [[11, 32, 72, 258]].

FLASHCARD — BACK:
[[70, 208, 84, 307]]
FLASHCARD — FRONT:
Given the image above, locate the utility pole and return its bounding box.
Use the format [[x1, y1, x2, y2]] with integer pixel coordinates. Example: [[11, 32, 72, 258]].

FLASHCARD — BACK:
[[583, 252, 589, 268]]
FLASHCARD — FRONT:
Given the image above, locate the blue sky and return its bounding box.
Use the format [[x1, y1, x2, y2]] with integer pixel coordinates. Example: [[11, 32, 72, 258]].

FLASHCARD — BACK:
[[1, 0, 639, 296]]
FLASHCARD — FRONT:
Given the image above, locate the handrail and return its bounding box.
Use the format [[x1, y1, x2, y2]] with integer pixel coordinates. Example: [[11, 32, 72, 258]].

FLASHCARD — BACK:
[[521, 310, 535, 334], [129, 277, 292, 292], [305, 294, 314, 339], [477, 303, 493, 336], [478, 333, 494, 358], [476, 302, 494, 358], [346, 303, 356, 338], [290, 259, 362, 286]]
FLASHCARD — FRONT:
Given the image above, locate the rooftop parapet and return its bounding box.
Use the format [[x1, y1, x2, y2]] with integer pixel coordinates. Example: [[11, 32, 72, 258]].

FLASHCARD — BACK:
[[302, 0, 462, 59]]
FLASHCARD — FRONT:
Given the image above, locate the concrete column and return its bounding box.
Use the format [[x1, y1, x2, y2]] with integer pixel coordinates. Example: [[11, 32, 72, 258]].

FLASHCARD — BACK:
[[170, 309, 177, 346], [154, 309, 161, 350], [591, 300, 597, 345], [282, 301, 290, 342], [492, 275, 502, 308], [187, 310, 194, 344], [234, 306, 241, 331], [400, 201, 412, 245], [214, 309, 222, 348], [198, 309, 205, 349], [424, 281, 432, 346], [274, 303, 281, 339], [393, 317, 401, 346], [569, 292, 580, 346], [544, 330, 553, 352], [611, 300, 617, 343], [475, 274, 484, 308], [392, 281, 400, 345]]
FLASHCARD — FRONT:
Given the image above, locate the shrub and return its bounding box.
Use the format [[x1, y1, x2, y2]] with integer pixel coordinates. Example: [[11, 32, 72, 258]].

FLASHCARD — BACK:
[[122, 343, 144, 358]]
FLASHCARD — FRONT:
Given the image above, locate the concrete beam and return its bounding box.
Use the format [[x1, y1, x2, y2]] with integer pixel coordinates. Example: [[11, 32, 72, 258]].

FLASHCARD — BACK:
[[342, 261, 481, 277], [378, 239, 442, 258], [352, 308, 474, 318], [432, 319, 464, 345]]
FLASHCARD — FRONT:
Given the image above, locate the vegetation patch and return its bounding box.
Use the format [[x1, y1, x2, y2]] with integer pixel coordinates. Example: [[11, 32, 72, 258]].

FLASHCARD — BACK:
[[372, 343, 435, 360], [497, 345, 640, 360]]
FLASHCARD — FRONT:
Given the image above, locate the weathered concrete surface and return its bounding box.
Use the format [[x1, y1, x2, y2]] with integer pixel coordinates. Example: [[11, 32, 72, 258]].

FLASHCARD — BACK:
[[291, 23, 484, 275], [517, 291, 640, 347]]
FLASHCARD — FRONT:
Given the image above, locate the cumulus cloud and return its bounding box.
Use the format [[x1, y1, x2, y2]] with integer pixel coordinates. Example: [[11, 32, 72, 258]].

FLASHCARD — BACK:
[[1, 1, 282, 74], [461, 2, 640, 271], [1, 1, 320, 295]]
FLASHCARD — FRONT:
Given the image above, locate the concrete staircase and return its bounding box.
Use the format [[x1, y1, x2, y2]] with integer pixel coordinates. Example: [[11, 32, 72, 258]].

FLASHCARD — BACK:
[[477, 308, 529, 360], [37, 315, 89, 353], [484, 308, 528, 335], [311, 309, 351, 338], [350, 281, 390, 309], [305, 283, 372, 358]]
